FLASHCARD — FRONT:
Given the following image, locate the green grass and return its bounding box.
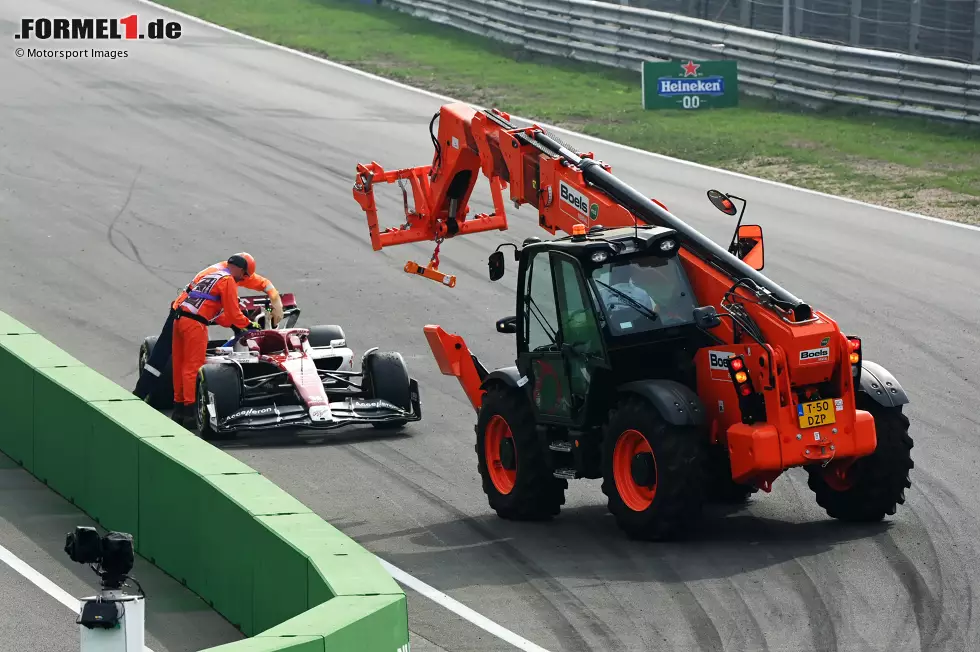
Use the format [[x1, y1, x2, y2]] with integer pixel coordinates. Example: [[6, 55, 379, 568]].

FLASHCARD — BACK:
[[160, 0, 980, 224]]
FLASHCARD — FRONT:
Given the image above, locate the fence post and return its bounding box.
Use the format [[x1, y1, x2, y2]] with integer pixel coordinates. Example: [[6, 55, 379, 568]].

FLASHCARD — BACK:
[[850, 0, 862, 46], [973, 0, 980, 62], [782, 0, 792, 35], [909, 0, 921, 55]]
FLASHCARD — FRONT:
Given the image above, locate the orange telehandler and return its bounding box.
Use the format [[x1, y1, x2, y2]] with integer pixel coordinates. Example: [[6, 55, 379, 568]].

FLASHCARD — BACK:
[[352, 103, 914, 540]]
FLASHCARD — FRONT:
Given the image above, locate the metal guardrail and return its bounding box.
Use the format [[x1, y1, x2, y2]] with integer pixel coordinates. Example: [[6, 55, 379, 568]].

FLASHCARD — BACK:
[[379, 0, 980, 123], [615, 0, 980, 66]]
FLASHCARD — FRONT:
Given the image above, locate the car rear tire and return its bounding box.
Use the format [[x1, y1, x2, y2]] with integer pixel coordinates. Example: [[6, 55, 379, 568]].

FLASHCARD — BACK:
[[139, 335, 173, 410], [195, 363, 241, 441], [307, 325, 346, 348], [363, 350, 411, 430]]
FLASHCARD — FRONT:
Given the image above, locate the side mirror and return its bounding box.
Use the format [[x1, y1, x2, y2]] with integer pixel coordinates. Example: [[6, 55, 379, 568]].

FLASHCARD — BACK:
[[732, 224, 764, 271], [496, 315, 517, 334], [707, 189, 738, 216], [693, 305, 722, 329], [488, 251, 505, 281]]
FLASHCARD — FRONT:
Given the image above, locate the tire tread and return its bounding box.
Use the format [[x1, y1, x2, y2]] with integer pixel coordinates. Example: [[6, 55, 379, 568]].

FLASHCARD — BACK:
[[600, 394, 708, 540], [807, 395, 913, 522], [476, 385, 566, 520]]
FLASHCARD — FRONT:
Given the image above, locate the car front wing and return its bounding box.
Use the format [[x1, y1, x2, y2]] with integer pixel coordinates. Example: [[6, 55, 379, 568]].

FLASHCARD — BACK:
[[215, 379, 422, 432]]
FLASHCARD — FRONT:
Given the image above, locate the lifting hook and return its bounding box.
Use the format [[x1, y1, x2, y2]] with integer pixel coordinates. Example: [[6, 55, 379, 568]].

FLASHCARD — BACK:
[[403, 238, 456, 288]]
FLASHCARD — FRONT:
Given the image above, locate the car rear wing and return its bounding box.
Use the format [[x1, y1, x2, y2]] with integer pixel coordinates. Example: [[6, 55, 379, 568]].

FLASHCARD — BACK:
[[241, 292, 300, 329]]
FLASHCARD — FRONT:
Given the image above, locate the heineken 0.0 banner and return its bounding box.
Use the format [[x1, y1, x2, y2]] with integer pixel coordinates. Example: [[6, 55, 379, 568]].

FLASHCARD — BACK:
[[642, 59, 739, 110]]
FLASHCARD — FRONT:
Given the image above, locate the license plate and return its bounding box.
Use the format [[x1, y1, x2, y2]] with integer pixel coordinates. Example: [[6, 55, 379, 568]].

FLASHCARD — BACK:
[[798, 399, 836, 429]]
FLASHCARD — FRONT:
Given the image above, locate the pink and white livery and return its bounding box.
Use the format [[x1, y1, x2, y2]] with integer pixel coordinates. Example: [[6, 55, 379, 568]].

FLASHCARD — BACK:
[[137, 293, 421, 440]]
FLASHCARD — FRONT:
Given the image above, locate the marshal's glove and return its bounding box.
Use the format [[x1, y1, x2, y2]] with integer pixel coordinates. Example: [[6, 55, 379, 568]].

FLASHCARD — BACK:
[[270, 294, 284, 328], [231, 320, 261, 336]]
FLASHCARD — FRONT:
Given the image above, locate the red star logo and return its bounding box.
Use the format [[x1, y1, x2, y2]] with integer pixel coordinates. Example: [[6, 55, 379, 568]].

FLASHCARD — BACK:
[[681, 60, 700, 77]]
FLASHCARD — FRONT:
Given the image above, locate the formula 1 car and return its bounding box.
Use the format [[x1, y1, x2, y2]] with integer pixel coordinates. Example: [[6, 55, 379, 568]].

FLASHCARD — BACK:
[[137, 293, 421, 440]]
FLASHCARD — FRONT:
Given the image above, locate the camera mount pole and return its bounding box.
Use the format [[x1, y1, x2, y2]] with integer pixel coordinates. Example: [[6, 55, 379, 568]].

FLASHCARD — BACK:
[[78, 588, 145, 652], [65, 527, 145, 652]]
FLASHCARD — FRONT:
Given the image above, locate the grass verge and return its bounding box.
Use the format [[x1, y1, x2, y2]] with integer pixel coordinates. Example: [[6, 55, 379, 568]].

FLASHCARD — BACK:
[[158, 0, 980, 224]]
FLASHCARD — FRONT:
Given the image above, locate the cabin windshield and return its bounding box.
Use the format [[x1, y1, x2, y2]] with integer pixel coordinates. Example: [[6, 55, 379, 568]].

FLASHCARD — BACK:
[[588, 253, 698, 336]]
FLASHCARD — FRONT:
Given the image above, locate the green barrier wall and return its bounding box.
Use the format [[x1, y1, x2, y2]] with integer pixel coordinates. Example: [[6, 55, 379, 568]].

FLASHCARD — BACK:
[[0, 311, 409, 652]]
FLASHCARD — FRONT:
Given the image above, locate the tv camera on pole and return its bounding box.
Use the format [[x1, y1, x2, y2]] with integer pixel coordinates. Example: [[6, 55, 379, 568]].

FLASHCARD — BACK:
[[64, 526, 146, 652]]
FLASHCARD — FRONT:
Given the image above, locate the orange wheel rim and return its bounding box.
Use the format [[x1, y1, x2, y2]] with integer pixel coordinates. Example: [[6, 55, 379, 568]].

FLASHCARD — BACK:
[[485, 415, 517, 494], [613, 429, 657, 511]]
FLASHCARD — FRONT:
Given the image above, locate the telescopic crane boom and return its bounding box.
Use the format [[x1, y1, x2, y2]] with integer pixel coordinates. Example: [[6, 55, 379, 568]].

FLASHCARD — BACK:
[[352, 102, 810, 322]]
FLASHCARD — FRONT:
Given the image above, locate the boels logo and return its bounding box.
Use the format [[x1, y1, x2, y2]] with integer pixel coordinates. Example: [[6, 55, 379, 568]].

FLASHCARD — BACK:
[[708, 350, 735, 381], [708, 350, 732, 370], [799, 347, 830, 364], [560, 181, 599, 221]]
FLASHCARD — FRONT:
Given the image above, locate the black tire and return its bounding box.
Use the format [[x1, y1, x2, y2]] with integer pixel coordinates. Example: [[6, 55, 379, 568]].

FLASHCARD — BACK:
[[475, 385, 566, 520], [363, 350, 411, 430], [704, 444, 757, 505], [307, 325, 346, 348], [600, 394, 708, 541], [194, 363, 241, 441], [139, 336, 173, 410], [806, 393, 913, 522]]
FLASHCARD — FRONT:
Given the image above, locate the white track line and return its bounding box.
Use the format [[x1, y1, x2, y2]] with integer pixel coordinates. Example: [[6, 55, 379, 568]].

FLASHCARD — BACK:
[[0, 543, 82, 613], [379, 558, 553, 652], [135, 0, 980, 234], [0, 542, 156, 652], [0, 537, 546, 652]]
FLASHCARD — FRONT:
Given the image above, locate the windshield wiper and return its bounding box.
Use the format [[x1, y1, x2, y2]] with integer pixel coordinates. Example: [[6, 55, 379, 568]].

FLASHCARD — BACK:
[[594, 280, 659, 322], [525, 295, 558, 344]]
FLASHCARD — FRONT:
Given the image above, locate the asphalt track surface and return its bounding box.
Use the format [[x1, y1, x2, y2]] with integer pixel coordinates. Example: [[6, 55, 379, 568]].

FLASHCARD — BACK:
[[0, 453, 244, 651], [3, 0, 980, 650]]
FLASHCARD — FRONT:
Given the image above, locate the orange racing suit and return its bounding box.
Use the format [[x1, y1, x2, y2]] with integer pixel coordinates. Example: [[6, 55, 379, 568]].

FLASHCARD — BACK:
[[171, 266, 251, 406], [132, 263, 281, 402], [171, 261, 282, 323]]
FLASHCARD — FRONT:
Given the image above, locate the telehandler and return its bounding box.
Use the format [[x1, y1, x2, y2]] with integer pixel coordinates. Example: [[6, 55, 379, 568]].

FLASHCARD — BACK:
[[351, 103, 913, 539]]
